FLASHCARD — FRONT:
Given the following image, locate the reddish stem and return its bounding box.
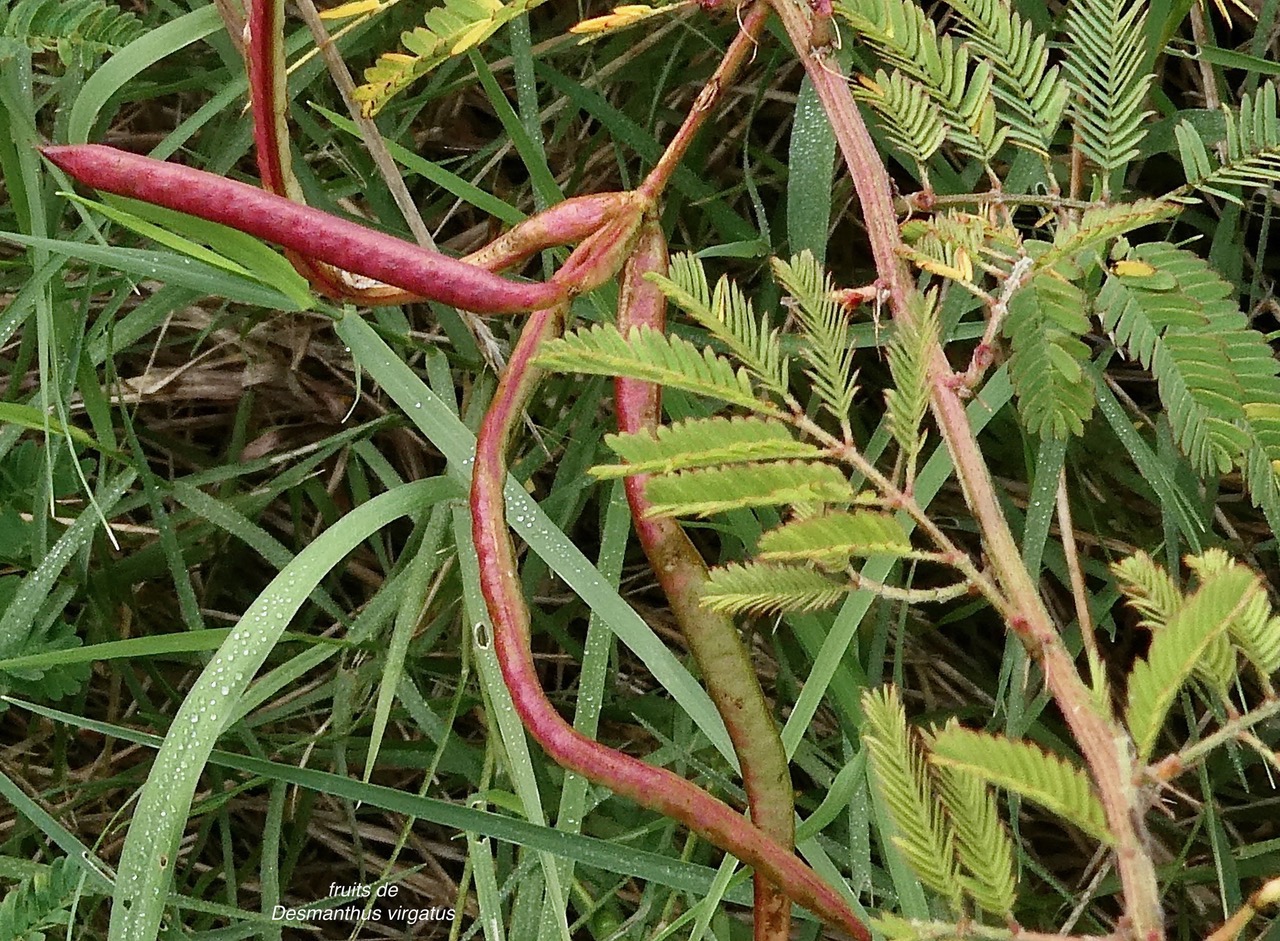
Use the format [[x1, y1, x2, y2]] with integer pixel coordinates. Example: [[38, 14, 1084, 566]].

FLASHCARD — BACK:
[[468, 226, 869, 939], [637, 2, 770, 202], [41, 145, 566, 315], [765, 2, 1165, 935], [615, 220, 795, 941]]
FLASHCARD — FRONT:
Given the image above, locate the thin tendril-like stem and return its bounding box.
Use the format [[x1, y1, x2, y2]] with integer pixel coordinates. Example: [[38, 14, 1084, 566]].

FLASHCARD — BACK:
[[637, 1, 770, 202], [247, 0, 369, 301], [615, 220, 795, 941]]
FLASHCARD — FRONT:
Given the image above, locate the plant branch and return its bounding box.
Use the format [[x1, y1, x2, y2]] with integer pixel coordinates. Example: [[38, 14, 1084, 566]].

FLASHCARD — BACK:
[[1150, 697, 1280, 782], [765, 3, 1165, 936], [246, 0, 364, 301], [637, 1, 770, 203]]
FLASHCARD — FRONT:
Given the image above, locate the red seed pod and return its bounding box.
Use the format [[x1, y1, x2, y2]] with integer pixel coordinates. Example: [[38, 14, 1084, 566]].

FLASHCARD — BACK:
[[552, 210, 647, 295], [41, 145, 564, 314], [614, 218, 796, 941], [464, 192, 639, 273], [470, 291, 868, 937], [613, 219, 669, 433]]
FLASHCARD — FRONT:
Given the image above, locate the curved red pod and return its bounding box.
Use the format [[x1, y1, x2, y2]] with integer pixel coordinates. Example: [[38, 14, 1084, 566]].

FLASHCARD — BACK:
[[41, 145, 565, 315], [470, 296, 870, 939], [615, 221, 795, 941], [463, 192, 641, 273]]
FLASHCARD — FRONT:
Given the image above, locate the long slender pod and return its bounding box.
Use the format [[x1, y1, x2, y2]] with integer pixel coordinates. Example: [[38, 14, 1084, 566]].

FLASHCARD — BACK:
[[246, 0, 411, 302], [41, 145, 565, 314], [470, 267, 870, 941], [614, 220, 795, 941], [462, 193, 639, 273]]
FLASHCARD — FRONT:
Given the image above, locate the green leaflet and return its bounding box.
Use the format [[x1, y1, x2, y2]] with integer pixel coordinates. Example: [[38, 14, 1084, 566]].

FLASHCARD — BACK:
[[900, 211, 1003, 285], [929, 727, 1113, 844], [0, 856, 82, 940], [1097, 242, 1280, 485], [772, 252, 860, 419], [835, 0, 1005, 162], [1173, 81, 1280, 204], [756, 510, 913, 570], [1125, 564, 1262, 762], [944, 0, 1068, 153], [885, 292, 939, 462], [1186, 552, 1280, 683], [0, 0, 144, 65], [1034, 199, 1178, 272], [861, 687, 964, 912], [643, 461, 856, 518], [648, 254, 789, 394], [1112, 551, 1234, 695], [535, 324, 775, 415], [853, 69, 947, 174], [594, 416, 820, 478], [354, 0, 550, 116], [1003, 273, 1095, 438], [926, 722, 1017, 918], [1061, 0, 1154, 179], [1112, 551, 1182, 631], [701, 563, 848, 616]]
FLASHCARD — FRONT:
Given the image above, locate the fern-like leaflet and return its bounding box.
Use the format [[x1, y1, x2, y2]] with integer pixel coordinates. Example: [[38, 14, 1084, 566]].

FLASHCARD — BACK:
[[0, 857, 82, 940], [862, 687, 965, 912], [1097, 243, 1280, 515], [647, 253, 789, 397], [772, 252, 861, 424], [925, 721, 1018, 919], [944, 0, 1068, 155], [1173, 80, 1280, 205], [701, 563, 849, 616], [1112, 551, 1235, 697], [884, 291, 938, 480], [835, 0, 1006, 164], [1124, 561, 1263, 762], [0, 0, 144, 65], [594, 416, 821, 478], [1003, 273, 1095, 439], [1060, 0, 1154, 188], [643, 461, 856, 518], [756, 510, 915, 570], [534, 323, 777, 415], [929, 726, 1114, 844], [1115, 551, 1280, 701], [853, 69, 948, 183], [354, 0, 548, 116]]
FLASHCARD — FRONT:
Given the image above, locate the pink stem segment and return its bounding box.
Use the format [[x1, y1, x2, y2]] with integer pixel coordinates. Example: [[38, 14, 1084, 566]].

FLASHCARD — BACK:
[[463, 192, 641, 273], [246, 0, 420, 304], [41, 145, 566, 315]]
